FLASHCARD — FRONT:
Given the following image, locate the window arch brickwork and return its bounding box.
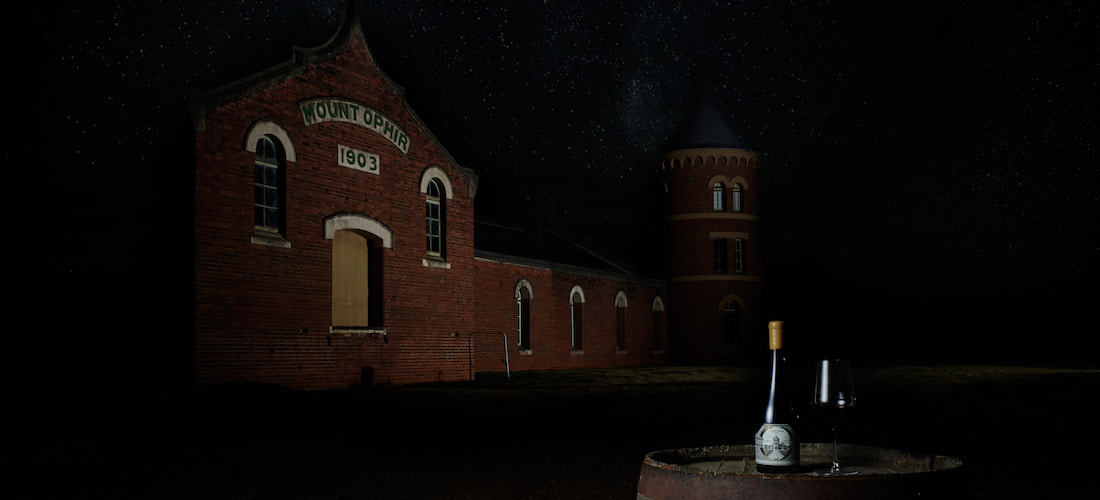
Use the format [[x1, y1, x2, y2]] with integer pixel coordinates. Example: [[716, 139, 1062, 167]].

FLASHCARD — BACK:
[[419, 165, 454, 199], [323, 213, 393, 248], [245, 120, 297, 161]]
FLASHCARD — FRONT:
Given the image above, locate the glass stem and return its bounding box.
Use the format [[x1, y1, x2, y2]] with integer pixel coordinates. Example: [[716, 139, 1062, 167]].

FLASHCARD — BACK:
[[830, 427, 840, 472]]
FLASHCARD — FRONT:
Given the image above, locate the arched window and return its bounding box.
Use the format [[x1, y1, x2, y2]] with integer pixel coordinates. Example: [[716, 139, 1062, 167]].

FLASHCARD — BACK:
[[246, 120, 294, 245], [254, 136, 284, 234], [615, 291, 628, 351], [712, 182, 725, 211], [569, 286, 585, 350], [652, 297, 665, 352], [516, 280, 533, 350], [426, 179, 445, 258], [722, 300, 741, 347], [731, 183, 743, 212]]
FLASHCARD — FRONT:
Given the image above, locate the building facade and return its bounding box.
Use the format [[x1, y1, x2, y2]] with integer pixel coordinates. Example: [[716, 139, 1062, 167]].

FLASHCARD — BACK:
[[190, 5, 673, 387]]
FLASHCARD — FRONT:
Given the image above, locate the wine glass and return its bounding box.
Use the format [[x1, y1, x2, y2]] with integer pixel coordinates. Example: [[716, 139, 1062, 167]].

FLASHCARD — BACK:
[[810, 358, 858, 475]]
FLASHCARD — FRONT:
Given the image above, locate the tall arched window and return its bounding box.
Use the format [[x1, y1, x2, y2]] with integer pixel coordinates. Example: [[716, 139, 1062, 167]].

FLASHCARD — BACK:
[[246, 121, 295, 246], [570, 286, 585, 350], [254, 136, 284, 234], [712, 182, 725, 211], [722, 300, 741, 347], [426, 178, 445, 258], [652, 297, 665, 352], [731, 183, 743, 212], [615, 291, 628, 351], [516, 280, 533, 351]]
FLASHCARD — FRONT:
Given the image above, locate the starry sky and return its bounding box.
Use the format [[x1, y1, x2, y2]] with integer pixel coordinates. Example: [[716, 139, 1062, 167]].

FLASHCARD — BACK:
[[12, 1, 1098, 360]]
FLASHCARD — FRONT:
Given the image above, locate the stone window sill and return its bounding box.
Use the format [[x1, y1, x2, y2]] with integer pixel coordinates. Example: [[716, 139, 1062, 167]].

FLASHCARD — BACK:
[[330, 327, 386, 337], [251, 232, 291, 248], [422, 258, 451, 269]]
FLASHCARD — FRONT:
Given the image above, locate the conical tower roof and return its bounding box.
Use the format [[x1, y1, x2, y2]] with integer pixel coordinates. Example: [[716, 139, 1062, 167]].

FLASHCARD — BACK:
[[667, 84, 748, 150]]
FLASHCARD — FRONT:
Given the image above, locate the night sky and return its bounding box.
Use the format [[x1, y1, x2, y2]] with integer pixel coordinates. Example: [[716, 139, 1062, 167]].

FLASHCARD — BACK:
[[11, 1, 1098, 365]]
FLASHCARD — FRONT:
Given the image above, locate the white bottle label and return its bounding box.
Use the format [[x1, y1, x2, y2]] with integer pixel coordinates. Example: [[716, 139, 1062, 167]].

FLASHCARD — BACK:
[[755, 423, 799, 467]]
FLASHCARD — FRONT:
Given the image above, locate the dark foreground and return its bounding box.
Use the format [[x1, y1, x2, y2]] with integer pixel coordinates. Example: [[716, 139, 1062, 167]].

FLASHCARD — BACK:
[[5, 364, 1098, 499]]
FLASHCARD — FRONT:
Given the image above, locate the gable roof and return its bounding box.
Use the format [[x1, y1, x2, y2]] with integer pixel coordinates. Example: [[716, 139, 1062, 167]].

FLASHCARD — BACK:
[[188, 0, 477, 195], [189, 2, 388, 127]]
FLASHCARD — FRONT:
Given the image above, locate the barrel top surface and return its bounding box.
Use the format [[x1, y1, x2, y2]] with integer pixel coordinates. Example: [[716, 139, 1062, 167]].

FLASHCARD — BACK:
[[643, 443, 962, 479]]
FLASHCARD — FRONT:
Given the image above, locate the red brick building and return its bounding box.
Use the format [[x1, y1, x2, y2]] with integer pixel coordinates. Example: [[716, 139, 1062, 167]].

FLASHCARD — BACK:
[[190, 4, 761, 388], [190, 5, 682, 388]]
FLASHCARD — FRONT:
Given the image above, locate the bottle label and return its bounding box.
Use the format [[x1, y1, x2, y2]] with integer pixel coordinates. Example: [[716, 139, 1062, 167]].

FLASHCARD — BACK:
[[755, 423, 799, 466]]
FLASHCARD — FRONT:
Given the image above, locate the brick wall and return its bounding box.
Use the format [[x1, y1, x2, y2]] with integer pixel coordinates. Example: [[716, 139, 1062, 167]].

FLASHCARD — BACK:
[[470, 256, 667, 376]]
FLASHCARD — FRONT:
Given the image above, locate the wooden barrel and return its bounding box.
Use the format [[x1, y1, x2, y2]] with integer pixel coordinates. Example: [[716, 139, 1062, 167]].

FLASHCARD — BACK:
[[637, 443, 965, 500]]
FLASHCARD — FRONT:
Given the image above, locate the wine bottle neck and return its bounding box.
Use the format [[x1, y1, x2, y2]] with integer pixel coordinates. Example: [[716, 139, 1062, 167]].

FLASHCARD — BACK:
[[765, 348, 781, 423]]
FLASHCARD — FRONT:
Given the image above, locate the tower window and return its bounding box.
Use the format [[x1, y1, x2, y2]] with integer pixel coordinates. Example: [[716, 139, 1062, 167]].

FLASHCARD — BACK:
[[733, 238, 745, 274], [731, 184, 743, 212], [712, 182, 725, 211], [713, 238, 728, 274]]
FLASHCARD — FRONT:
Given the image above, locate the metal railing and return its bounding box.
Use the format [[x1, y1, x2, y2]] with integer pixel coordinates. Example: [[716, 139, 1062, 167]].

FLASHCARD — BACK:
[[467, 331, 510, 379]]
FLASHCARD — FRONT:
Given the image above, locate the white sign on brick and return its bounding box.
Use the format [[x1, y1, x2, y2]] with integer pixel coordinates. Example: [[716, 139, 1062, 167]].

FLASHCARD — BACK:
[[300, 97, 410, 154], [337, 144, 380, 175]]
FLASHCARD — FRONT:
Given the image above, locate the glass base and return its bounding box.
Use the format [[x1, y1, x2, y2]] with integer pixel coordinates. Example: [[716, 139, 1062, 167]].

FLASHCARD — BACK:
[[811, 465, 859, 476]]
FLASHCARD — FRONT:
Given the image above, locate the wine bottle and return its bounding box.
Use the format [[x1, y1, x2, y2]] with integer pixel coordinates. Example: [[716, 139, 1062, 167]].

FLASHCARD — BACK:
[[755, 320, 800, 473]]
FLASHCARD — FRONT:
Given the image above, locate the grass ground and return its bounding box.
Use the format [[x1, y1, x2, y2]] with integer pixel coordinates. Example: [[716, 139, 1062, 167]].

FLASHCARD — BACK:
[[5, 363, 1099, 498]]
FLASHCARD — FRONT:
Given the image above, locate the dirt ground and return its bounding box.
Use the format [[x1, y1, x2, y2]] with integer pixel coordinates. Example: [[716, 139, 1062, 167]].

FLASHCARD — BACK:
[[5, 363, 1099, 499]]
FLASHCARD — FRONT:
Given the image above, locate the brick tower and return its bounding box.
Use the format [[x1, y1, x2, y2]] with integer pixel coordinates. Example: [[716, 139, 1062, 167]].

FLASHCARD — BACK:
[[657, 88, 765, 364]]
